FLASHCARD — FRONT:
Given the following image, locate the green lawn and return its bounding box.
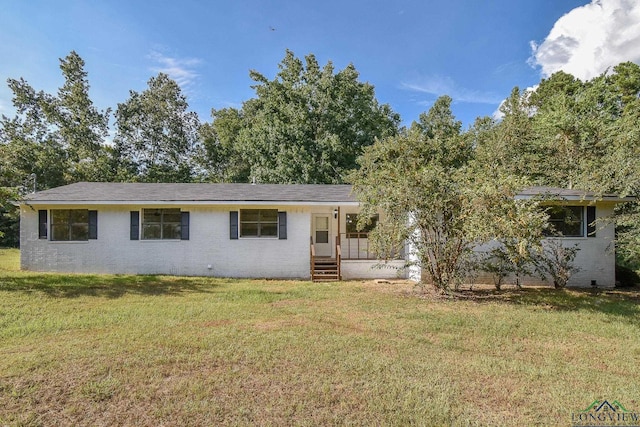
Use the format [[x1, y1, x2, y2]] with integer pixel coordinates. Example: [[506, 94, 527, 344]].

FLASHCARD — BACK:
[[1, 248, 639, 426]]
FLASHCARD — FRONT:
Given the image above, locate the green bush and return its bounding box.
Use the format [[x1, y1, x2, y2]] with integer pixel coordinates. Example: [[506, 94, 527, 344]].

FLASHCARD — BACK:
[[615, 264, 640, 287]]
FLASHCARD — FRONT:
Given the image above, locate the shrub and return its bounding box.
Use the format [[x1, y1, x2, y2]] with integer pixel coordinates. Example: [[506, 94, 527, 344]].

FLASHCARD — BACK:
[[615, 264, 640, 287], [535, 239, 580, 289]]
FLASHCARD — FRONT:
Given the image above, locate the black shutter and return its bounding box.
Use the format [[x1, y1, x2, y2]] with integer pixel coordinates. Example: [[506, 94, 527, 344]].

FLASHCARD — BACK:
[[587, 206, 596, 237], [38, 210, 47, 239], [230, 211, 238, 239], [88, 210, 98, 239], [181, 211, 190, 240], [278, 211, 287, 240], [130, 211, 139, 240]]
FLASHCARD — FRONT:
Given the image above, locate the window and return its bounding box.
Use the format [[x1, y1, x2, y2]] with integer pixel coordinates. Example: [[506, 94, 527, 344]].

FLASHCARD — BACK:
[[345, 213, 379, 235], [50, 209, 89, 241], [240, 209, 278, 237], [546, 206, 584, 237], [142, 208, 181, 239], [315, 216, 329, 243]]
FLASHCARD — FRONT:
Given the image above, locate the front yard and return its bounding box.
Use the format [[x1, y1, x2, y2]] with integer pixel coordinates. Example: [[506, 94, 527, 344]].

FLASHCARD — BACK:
[[1, 248, 639, 425]]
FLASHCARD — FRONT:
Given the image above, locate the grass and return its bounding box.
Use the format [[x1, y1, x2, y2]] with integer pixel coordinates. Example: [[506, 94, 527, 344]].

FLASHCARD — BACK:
[[1, 248, 640, 426]]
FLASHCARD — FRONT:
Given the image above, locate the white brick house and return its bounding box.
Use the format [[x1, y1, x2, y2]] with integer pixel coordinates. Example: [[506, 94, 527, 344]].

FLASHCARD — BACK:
[[19, 182, 405, 281], [19, 183, 630, 287]]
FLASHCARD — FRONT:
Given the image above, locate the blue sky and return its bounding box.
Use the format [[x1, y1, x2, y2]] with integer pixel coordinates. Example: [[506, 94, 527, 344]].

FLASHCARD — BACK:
[[1, 0, 639, 128]]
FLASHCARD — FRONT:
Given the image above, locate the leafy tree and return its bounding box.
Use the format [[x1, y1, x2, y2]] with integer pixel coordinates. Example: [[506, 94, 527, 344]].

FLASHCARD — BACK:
[[198, 107, 249, 182], [535, 239, 580, 289], [0, 79, 68, 190], [476, 199, 547, 290], [200, 50, 399, 184], [0, 51, 112, 245], [474, 88, 543, 182], [113, 73, 200, 182], [0, 185, 20, 244], [1, 52, 111, 186], [0, 77, 64, 247], [528, 71, 583, 109], [531, 90, 585, 189], [352, 96, 545, 291], [54, 51, 112, 182], [604, 94, 640, 266], [351, 97, 471, 290], [528, 71, 621, 190], [522, 66, 640, 267], [608, 61, 640, 108]]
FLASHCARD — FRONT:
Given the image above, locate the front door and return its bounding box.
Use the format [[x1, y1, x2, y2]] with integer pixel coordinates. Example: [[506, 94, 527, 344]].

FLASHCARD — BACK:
[[312, 214, 332, 257]]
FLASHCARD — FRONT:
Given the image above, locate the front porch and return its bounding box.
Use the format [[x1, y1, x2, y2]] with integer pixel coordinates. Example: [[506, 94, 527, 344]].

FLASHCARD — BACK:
[[309, 231, 405, 282]]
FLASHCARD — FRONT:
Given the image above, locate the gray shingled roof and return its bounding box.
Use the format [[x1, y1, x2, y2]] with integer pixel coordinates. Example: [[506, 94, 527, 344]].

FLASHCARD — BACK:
[[22, 182, 634, 205], [24, 182, 357, 203]]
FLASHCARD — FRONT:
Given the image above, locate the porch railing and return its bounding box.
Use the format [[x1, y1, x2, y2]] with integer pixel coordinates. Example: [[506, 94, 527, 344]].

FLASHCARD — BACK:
[[341, 232, 374, 260], [339, 232, 404, 260]]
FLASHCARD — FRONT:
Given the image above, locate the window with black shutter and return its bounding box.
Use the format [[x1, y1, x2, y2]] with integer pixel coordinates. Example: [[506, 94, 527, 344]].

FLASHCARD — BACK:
[[181, 212, 190, 240], [130, 211, 140, 240], [587, 206, 596, 237], [88, 210, 98, 239], [230, 211, 239, 239], [278, 212, 287, 240], [38, 210, 47, 239]]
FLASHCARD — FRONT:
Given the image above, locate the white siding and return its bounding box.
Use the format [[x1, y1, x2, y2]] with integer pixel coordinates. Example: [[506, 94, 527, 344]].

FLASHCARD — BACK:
[[542, 204, 616, 287], [341, 260, 406, 280], [408, 203, 619, 288], [21, 204, 312, 278], [21, 201, 619, 287]]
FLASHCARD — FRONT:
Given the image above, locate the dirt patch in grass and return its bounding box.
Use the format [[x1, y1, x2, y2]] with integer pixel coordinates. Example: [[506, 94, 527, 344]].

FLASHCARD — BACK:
[[253, 318, 309, 331]]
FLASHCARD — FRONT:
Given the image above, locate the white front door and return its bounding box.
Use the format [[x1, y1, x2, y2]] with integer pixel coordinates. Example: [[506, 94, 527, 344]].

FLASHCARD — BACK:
[[312, 214, 332, 257]]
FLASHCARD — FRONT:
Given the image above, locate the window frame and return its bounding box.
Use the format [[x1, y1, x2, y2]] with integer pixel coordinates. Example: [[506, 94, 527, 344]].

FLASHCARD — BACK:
[[141, 208, 182, 240], [345, 213, 379, 236], [545, 205, 585, 238], [50, 209, 90, 242], [239, 209, 279, 238]]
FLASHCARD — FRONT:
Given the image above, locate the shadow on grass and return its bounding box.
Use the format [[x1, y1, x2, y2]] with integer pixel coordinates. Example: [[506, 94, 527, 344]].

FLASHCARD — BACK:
[[452, 285, 640, 323], [0, 272, 220, 299]]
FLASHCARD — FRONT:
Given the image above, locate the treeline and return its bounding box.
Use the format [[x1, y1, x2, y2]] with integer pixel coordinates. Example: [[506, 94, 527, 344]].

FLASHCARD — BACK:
[[0, 50, 398, 190], [1, 50, 640, 260], [471, 64, 640, 265]]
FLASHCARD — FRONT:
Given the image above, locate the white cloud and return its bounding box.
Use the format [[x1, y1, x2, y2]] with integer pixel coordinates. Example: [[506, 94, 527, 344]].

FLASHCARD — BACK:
[[401, 75, 502, 105], [148, 50, 202, 88], [529, 0, 640, 80]]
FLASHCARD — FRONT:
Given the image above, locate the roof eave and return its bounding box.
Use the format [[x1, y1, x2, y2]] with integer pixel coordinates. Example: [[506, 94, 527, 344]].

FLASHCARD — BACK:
[[20, 200, 360, 206], [515, 194, 635, 203]]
